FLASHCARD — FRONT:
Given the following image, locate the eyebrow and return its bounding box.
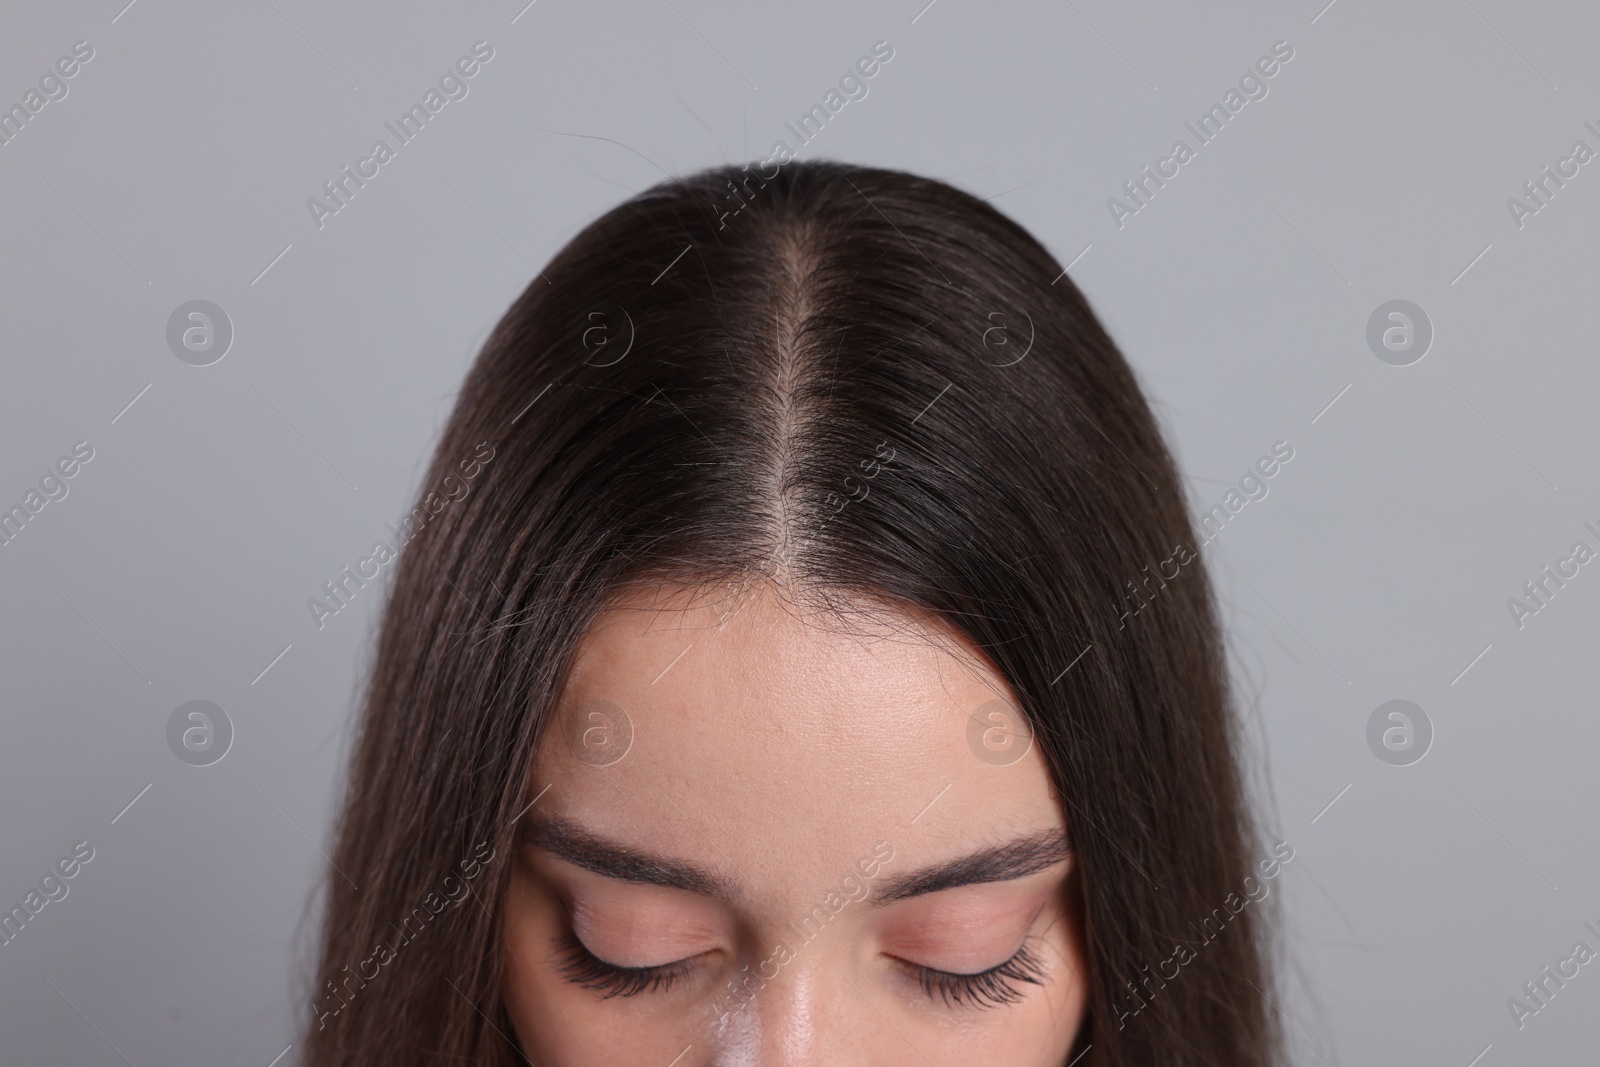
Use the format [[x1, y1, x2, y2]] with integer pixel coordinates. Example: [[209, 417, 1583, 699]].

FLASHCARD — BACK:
[[869, 829, 1072, 905], [521, 817, 1070, 906], [518, 816, 733, 897]]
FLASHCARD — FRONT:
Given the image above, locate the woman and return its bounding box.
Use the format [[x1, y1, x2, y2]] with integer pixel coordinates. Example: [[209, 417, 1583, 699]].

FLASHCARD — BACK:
[[303, 160, 1280, 1065]]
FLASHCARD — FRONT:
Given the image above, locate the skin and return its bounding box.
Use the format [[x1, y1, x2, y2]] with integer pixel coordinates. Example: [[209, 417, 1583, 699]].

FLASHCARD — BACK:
[[503, 579, 1088, 1065]]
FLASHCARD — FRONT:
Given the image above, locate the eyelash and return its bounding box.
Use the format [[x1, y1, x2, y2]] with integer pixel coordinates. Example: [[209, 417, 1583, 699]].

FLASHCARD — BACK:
[[556, 927, 1048, 1011], [554, 930, 698, 999], [903, 940, 1049, 1009]]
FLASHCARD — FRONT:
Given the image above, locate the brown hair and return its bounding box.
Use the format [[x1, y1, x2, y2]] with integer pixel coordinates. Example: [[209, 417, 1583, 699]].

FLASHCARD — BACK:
[[303, 160, 1279, 1066]]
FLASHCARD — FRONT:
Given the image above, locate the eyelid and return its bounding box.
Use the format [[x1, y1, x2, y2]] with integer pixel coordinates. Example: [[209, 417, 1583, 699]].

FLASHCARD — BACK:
[[886, 926, 1027, 976], [542, 857, 731, 965], [880, 889, 1050, 965], [884, 896, 1050, 978], [896, 937, 1050, 1009], [556, 928, 702, 999], [570, 926, 701, 971]]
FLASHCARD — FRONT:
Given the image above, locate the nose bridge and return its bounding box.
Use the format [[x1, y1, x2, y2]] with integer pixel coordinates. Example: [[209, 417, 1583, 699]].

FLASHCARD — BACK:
[[759, 963, 819, 1065], [709, 955, 841, 1067]]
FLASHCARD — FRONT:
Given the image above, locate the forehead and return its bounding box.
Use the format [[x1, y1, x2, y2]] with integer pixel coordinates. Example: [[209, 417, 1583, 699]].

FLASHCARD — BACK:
[[530, 582, 1059, 889]]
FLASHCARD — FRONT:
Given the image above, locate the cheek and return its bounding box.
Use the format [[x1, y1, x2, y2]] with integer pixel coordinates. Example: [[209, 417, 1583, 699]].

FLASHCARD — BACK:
[[1000, 957, 1088, 1066]]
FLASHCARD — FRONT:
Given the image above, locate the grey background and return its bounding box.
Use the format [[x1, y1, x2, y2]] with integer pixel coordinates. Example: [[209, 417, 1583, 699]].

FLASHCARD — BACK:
[[1, 0, 1596, 1063]]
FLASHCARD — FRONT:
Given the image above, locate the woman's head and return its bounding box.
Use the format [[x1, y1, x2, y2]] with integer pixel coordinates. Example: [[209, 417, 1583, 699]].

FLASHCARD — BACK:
[[305, 160, 1276, 1066]]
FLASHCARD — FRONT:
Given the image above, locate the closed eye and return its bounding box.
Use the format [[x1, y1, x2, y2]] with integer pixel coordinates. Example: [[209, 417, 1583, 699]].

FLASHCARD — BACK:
[[554, 929, 700, 999], [894, 938, 1048, 1009]]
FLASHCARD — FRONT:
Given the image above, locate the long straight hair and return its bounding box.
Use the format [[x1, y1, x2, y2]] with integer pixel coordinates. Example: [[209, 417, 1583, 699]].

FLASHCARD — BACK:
[[303, 160, 1278, 1066]]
